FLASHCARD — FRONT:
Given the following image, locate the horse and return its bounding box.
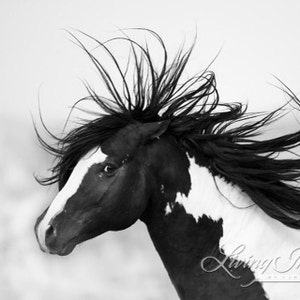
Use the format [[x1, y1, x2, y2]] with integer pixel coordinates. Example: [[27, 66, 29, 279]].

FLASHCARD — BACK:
[[34, 30, 300, 300]]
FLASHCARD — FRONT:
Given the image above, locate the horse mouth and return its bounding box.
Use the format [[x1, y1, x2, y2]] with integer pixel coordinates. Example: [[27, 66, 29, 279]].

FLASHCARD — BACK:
[[36, 234, 78, 256], [47, 242, 76, 256]]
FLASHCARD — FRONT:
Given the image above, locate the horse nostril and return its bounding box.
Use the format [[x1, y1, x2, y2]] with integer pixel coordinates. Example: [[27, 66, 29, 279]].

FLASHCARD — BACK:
[[45, 224, 57, 239]]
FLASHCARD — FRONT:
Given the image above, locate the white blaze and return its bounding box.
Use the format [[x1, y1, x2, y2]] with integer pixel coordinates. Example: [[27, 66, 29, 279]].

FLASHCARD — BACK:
[[172, 157, 300, 300], [36, 147, 107, 251]]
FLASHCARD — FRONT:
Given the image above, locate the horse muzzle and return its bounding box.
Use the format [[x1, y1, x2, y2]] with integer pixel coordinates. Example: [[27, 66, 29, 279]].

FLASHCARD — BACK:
[[34, 212, 77, 256]]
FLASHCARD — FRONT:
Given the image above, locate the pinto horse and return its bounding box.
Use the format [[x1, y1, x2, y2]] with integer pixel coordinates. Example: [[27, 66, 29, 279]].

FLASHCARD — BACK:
[[35, 31, 300, 300]]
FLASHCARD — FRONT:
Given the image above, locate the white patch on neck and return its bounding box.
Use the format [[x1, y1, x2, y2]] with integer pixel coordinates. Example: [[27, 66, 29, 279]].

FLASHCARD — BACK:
[[172, 157, 300, 300], [165, 202, 172, 215], [36, 147, 107, 251]]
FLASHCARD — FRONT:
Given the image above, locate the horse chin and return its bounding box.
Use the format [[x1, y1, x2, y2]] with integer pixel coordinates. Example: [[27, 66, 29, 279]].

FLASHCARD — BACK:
[[45, 236, 78, 256], [47, 241, 76, 256], [48, 231, 99, 256]]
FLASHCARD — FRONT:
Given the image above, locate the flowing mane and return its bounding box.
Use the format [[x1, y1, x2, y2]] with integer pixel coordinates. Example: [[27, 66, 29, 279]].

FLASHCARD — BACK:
[[36, 30, 300, 229]]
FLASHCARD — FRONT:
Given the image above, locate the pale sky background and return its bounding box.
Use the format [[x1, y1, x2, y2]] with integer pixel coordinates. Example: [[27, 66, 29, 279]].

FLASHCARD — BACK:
[[1, 1, 300, 300], [1, 1, 300, 122]]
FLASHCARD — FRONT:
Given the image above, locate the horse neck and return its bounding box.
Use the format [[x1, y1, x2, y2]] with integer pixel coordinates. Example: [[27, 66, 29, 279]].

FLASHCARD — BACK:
[[140, 145, 298, 299], [179, 157, 300, 262]]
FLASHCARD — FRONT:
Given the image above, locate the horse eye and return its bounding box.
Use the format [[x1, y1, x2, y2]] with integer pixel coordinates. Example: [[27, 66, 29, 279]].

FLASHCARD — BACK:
[[103, 163, 117, 173]]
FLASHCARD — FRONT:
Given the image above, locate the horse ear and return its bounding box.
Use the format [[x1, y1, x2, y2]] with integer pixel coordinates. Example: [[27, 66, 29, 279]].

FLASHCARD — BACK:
[[138, 121, 169, 142]]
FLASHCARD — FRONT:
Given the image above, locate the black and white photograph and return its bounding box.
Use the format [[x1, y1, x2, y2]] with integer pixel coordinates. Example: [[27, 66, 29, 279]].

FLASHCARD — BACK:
[[1, 1, 300, 299]]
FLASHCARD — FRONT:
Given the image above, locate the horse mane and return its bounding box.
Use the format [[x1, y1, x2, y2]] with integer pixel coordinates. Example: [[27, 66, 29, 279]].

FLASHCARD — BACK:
[[36, 29, 300, 229]]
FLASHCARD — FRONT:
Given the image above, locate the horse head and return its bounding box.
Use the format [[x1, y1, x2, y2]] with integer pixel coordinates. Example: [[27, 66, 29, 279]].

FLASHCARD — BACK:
[[35, 121, 190, 255]]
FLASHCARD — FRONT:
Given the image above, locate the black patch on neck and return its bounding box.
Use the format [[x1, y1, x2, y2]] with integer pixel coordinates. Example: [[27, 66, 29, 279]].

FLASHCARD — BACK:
[[145, 203, 267, 300]]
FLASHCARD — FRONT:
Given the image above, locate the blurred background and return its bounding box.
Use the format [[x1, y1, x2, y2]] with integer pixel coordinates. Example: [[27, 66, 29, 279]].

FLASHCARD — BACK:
[[1, 1, 300, 299]]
